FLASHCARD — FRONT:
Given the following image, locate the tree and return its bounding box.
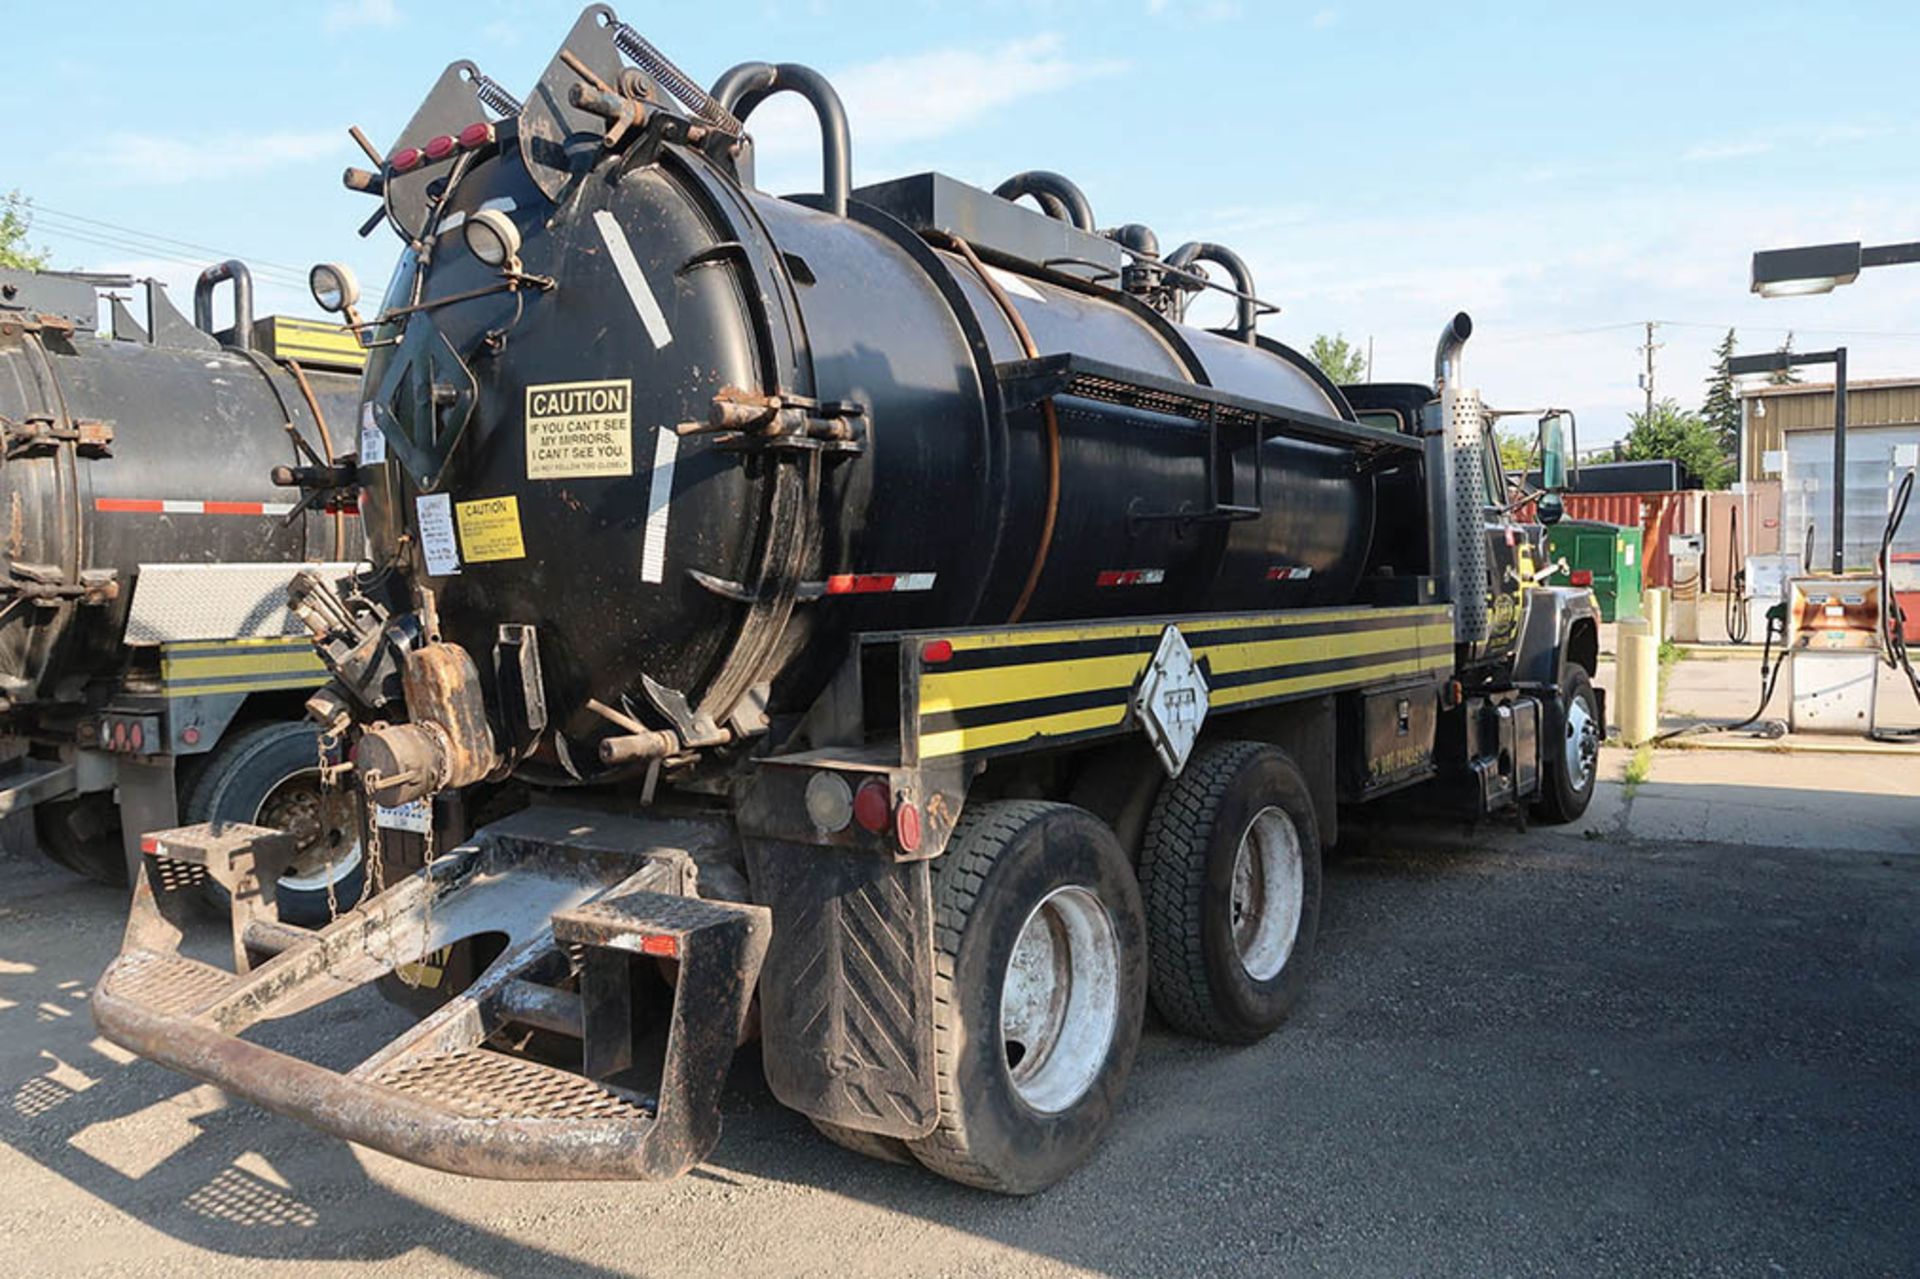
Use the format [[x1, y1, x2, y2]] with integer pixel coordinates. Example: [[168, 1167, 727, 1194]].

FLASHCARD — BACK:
[[1619, 398, 1733, 489], [1495, 428, 1535, 475], [0, 191, 49, 270], [1769, 331, 1803, 386], [1309, 333, 1367, 385], [1700, 327, 1741, 459]]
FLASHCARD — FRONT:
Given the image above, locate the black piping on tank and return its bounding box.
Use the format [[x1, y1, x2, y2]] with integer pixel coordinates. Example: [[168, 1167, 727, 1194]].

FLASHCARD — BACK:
[[1166, 241, 1258, 344], [193, 260, 254, 350], [709, 62, 851, 217], [1433, 311, 1473, 393], [992, 171, 1096, 232]]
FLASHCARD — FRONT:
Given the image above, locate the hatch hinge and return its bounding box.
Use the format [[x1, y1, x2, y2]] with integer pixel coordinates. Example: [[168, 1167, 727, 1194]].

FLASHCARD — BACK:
[[675, 387, 866, 456], [1, 563, 119, 607], [2, 414, 114, 459]]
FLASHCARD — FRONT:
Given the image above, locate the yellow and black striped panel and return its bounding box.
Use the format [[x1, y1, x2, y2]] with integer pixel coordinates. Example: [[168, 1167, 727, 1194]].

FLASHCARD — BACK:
[[158, 637, 326, 698], [914, 606, 1454, 762], [260, 316, 366, 372]]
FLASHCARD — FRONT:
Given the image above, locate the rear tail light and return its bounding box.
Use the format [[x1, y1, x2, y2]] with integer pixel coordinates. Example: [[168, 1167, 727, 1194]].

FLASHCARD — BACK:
[[639, 935, 679, 959], [388, 146, 423, 173], [1570, 570, 1594, 587], [457, 121, 496, 150], [852, 779, 892, 834], [424, 134, 458, 162], [921, 639, 954, 664]]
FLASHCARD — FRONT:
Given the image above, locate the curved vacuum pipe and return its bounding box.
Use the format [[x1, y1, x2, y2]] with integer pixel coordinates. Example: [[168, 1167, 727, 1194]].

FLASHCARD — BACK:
[[709, 61, 851, 217], [993, 171, 1096, 233], [1166, 241, 1259, 343], [1433, 311, 1473, 392], [193, 259, 254, 350]]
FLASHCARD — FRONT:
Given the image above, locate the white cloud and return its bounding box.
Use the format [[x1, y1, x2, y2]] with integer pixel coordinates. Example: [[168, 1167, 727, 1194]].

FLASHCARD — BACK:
[[746, 35, 1127, 190], [324, 0, 398, 32], [88, 130, 345, 186]]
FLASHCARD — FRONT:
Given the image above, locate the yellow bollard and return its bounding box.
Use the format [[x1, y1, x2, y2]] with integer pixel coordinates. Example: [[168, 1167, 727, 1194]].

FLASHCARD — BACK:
[[1644, 587, 1669, 644], [1617, 616, 1659, 746]]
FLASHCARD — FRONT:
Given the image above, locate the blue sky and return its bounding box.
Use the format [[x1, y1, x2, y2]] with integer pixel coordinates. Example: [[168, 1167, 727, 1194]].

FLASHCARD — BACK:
[[4, 0, 1915, 445]]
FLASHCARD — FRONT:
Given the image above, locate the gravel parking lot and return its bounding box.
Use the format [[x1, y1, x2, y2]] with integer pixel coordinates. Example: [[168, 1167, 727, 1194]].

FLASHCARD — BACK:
[[1, 813, 1914, 1277]]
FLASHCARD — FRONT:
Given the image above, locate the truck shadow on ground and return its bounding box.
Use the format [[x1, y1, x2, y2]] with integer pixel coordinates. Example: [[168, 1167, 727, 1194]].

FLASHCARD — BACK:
[[3, 814, 1916, 1276]]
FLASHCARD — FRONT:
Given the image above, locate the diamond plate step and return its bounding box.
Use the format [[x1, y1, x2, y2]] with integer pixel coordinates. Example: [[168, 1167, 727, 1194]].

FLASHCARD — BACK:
[[101, 949, 237, 1018], [368, 1049, 655, 1122]]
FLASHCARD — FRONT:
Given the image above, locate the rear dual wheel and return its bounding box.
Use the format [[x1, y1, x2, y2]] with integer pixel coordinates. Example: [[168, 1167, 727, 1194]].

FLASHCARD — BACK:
[[904, 801, 1147, 1195], [1138, 740, 1322, 1044]]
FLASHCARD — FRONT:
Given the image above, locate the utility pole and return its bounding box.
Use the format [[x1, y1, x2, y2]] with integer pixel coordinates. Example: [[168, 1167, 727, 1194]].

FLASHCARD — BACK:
[[1637, 320, 1662, 418], [1366, 335, 1374, 383]]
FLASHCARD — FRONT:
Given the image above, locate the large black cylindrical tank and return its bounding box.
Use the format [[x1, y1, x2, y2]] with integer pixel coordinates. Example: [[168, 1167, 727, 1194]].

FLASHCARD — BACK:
[[0, 272, 360, 710], [356, 114, 1374, 776]]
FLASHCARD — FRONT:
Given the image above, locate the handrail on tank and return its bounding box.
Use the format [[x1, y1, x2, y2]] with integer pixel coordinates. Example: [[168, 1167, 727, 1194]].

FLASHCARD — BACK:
[[193, 260, 254, 351], [1167, 241, 1259, 344], [709, 62, 851, 218], [993, 171, 1097, 233], [1433, 311, 1473, 393]]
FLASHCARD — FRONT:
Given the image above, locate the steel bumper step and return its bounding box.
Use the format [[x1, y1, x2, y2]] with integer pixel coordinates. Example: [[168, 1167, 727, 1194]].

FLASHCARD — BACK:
[[92, 806, 770, 1181]]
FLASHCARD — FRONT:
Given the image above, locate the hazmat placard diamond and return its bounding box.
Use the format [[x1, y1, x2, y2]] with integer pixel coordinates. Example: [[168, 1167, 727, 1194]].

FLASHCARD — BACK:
[[1134, 625, 1209, 776]]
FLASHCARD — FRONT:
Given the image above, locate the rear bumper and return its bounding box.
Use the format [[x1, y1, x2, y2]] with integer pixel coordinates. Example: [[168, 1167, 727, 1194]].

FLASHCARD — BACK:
[[92, 807, 767, 1181]]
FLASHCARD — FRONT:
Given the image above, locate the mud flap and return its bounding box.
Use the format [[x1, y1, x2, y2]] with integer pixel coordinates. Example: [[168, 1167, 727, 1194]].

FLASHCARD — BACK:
[[745, 839, 938, 1139]]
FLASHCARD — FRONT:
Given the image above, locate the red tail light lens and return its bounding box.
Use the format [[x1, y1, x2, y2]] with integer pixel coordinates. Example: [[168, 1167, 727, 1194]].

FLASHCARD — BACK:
[[639, 935, 679, 959], [921, 639, 954, 664], [853, 779, 892, 834], [457, 121, 495, 150], [1570, 570, 1594, 587], [424, 134, 457, 161], [389, 146, 423, 173]]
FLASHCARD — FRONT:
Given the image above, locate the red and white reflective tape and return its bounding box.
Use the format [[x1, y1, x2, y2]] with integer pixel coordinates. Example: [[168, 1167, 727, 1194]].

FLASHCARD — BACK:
[[1266, 565, 1314, 581], [95, 498, 297, 517], [1095, 569, 1165, 587], [825, 572, 937, 595]]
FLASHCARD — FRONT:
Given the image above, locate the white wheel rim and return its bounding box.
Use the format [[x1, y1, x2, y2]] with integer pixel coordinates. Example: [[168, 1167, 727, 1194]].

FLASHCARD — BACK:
[[254, 766, 364, 892], [1564, 692, 1598, 791], [1230, 806, 1304, 982], [1000, 885, 1120, 1114]]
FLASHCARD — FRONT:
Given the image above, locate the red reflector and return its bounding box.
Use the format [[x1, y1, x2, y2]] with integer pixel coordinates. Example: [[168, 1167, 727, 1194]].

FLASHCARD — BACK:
[[895, 800, 923, 853], [826, 573, 896, 595], [853, 779, 892, 834], [389, 146, 423, 173], [424, 134, 457, 161], [182, 726, 201, 746], [457, 121, 495, 150], [139, 835, 159, 855], [1570, 570, 1594, 587], [129, 722, 145, 752], [639, 935, 678, 958], [921, 639, 954, 664]]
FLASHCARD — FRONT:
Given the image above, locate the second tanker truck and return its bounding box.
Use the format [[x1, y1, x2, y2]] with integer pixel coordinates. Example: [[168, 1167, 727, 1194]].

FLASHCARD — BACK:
[[93, 7, 1602, 1195]]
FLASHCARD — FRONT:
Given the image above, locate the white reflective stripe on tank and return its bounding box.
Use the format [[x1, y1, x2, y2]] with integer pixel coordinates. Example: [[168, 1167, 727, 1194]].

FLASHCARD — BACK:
[[593, 209, 673, 350], [640, 426, 678, 584]]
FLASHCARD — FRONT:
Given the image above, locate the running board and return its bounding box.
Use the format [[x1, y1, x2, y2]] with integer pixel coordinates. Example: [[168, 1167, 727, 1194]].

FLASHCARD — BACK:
[[92, 807, 770, 1181]]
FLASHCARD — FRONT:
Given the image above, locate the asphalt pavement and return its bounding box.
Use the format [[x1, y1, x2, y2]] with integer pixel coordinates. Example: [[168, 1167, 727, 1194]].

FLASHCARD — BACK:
[[1, 794, 1914, 1277]]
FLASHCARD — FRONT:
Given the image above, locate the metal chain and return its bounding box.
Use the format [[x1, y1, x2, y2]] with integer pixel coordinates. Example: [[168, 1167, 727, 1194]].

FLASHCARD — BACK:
[[317, 723, 346, 925]]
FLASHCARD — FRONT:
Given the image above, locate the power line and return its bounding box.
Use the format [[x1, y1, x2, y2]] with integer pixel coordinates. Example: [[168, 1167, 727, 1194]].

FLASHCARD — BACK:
[[26, 202, 311, 277], [22, 205, 312, 289]]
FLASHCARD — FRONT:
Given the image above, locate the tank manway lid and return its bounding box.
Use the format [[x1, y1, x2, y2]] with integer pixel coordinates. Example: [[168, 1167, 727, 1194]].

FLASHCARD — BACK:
[[852, 172, 1124, 282], [125, 562, 367, 645]]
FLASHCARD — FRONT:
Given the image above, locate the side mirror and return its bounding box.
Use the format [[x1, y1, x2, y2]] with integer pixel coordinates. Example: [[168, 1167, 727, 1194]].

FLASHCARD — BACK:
[[1538, 413, 1570, 492], [1537, 491, 1565, 526]]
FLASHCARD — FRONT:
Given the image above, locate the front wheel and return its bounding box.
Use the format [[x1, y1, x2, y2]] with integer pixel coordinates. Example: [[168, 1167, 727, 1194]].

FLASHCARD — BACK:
[[905, 801, 1147, 1195], [1533, 665, 1600, 824]]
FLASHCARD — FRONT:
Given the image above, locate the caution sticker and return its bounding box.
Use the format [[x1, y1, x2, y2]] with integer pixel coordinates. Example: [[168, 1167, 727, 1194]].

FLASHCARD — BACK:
[[525, 378, 633, 479], [456, 495, 526, 563]]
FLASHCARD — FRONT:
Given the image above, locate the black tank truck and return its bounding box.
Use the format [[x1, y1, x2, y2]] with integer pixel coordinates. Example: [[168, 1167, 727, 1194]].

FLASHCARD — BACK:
[[0, 262, 369, 923], [93, 8, 1602, 1194]]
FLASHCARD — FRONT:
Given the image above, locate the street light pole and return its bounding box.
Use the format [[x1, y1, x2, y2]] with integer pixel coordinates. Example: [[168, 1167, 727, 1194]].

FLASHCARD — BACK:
[[1832, 347, 1847, 574]]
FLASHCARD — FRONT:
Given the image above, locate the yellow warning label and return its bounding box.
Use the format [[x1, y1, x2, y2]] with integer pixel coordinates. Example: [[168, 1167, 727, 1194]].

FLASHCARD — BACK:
[[456, 495, 526, 562], [525, 378, 633, 479]]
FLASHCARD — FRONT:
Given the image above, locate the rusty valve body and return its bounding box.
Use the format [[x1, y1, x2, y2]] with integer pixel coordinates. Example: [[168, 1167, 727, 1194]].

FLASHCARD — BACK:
[[359, 641, 500, 808]]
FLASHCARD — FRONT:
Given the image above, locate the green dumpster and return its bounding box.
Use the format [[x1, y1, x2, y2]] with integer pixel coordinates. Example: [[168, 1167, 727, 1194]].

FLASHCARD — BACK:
[[1545, 519, 1643, 622]]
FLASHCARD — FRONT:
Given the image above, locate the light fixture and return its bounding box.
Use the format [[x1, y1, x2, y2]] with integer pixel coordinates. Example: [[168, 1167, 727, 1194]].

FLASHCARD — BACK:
[[463, 208, 522, 271], [308, 262, 359, 315], [1751, 241, 1861, 297]]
